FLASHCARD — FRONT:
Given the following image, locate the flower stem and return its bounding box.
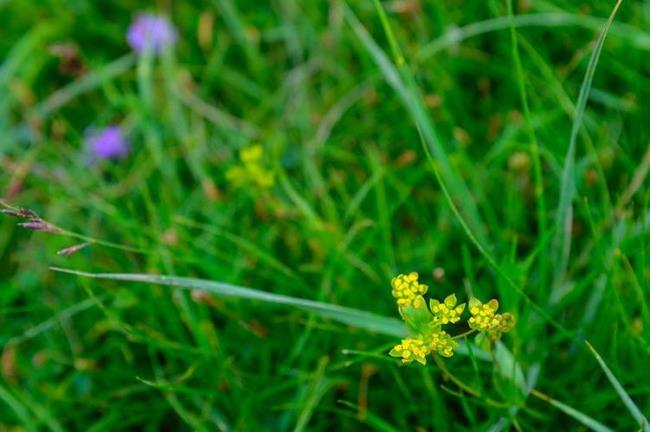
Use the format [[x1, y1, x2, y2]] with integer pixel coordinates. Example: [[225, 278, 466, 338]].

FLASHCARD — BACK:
[[452, 329, 477, 340]]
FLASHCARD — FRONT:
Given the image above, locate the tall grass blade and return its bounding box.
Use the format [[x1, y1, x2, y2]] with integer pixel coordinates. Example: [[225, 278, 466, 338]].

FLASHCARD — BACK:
[[417, 12, 650, 60], [506, 0, 548, 289], [31, 54, 135, 120], [344, 4, 488, 245], [293, 357, 332, 432], [531, 390, 614, 432], [585, 342, 649, 431], [0, 24, 55, 89], [50, 267, 406, 338], [0, 386, 33, 430], [551, 0, 623, 300]]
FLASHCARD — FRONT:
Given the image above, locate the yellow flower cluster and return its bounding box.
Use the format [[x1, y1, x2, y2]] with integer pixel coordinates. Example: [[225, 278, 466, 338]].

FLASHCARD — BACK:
[[488, 312, 516, 340], [389, 330, 459, 364], [388, 272, 515, 366], [430, 294, 465, 324], [429, 330, 457, 358], [467, 298, 516, 339], [390, 337, 429, 365], [468, 298, 500, 330], [226, 145, 274, 189], [391, 272, 428, 308]]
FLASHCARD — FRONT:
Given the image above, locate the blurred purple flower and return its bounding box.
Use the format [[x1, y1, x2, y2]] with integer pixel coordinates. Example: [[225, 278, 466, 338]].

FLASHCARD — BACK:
[[127, 13, 177, 53], [86, 126, 130, 160]]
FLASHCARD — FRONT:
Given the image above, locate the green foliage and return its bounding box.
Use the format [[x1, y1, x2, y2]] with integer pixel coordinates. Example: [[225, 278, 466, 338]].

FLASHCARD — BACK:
[[0, 0, 649, 430]]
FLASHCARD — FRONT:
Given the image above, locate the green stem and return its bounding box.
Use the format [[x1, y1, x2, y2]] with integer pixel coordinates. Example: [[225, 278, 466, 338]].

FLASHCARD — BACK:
[[452, 329, 478, 340], [433, 356, 509, 408]]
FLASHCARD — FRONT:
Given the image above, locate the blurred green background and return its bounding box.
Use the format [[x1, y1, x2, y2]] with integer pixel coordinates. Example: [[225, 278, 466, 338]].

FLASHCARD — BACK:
[[0, 0, 649, 430]]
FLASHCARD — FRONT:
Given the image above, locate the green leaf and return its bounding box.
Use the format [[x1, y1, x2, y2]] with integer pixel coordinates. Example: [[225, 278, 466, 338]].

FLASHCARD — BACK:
[[493, 341, 526, 401], [400, 303, 434, 336], [474, 332, 491, 353]]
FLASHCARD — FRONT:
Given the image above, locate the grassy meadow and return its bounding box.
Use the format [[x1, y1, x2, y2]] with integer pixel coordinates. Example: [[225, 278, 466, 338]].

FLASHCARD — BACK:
[[0, 0, 649, 430]]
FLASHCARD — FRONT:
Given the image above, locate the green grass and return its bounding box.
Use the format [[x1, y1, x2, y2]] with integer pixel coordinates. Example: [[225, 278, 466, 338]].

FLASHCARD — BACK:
[[1, 0, 649, 430]]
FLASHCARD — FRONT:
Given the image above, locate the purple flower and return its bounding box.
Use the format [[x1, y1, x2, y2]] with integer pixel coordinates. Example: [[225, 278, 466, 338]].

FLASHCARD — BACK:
[[86, 126, 130, 160], [127, 13, 177, 54]]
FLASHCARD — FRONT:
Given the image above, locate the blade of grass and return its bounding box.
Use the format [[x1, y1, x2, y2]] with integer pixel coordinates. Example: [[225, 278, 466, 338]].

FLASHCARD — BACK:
[[344, 3, 488, 246], [336, 401, 400, 432], [0, 385, 34, 431], [0, 23, 56, 91], [293, 357, 332, 432], [50, 267, 407, 338], [506, 0, 548, 289], [551, 0, 623, 301], [174, 216, 304, 283], [213, 0, 260, 72], [31, 54, 135, 120], [416, 12, 650, 61], [8, 386, 65, 432], [585, 341, 649, 431], [4, 297, 100, 347], [531, 390, 614, 432]]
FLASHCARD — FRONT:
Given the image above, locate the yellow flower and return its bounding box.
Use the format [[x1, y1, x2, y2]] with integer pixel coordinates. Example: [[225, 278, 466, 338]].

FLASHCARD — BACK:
[[227, 145, 275, 189], [488, 312, 516, 340], [429, 294, 465, 324], [389, 337, 430, 365], [225, 166, 247, 186], [240, 145, 263, 163], [468, 298, 500, 330], [468, 298, 515, 340], [391, 272, 428, 308], [428, 330, 458, 358]]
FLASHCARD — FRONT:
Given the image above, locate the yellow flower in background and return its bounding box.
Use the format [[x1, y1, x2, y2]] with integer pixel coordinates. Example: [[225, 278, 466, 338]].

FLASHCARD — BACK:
[[240, 145, 263, 163], [226, 144, 275, 190], [389, 337, 430, 365], [430, 294, 466, 324], [391, 272, 428, 308]]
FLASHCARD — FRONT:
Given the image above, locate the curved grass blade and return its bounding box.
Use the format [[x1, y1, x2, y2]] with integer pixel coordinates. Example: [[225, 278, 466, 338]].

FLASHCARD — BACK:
[[31, 54, 136, 120], [585, 342, 649, 431], [175, 216, 303, 283], [337, 400, 400, 432], [416, 12, 649, 60], [531, 390, 613, 432], [4, 297, 99, 347], [50, 267, 406, 338], [0, 386, 33, 431], [0, 24, 56, 90], [344, 3, 487, 246], [293, 357, 333, 432], [551, 0, 623, 300]]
